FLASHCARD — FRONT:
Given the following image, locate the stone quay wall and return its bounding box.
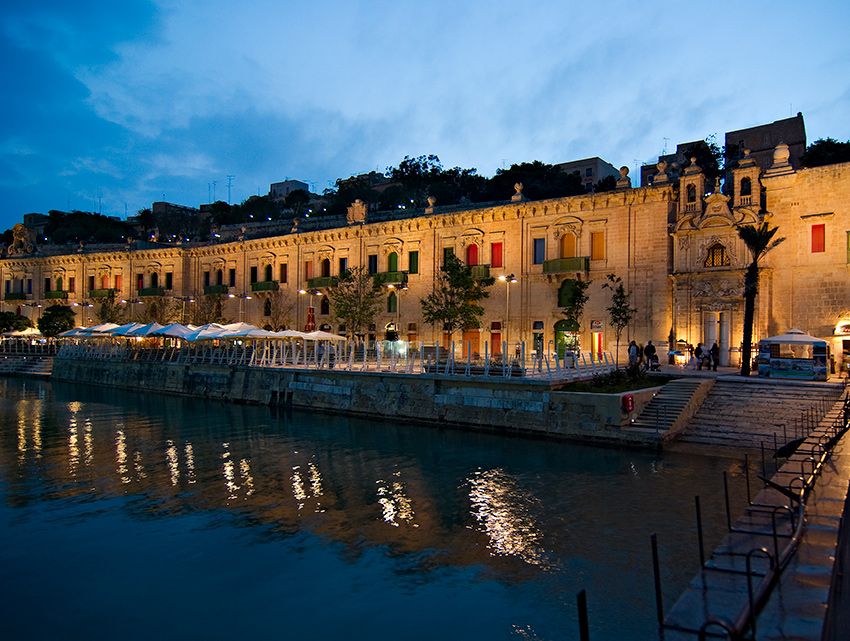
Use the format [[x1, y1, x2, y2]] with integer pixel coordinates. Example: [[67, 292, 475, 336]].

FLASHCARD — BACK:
[[51, 357, 660, 445]]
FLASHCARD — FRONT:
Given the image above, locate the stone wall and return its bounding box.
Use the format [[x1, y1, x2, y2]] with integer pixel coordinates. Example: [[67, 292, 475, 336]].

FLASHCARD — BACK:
[[52, 357, 660, 446]]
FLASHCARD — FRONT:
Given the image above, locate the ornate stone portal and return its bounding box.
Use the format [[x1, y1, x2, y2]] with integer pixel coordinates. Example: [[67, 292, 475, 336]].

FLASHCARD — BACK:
[[6, 224, 35, 256]]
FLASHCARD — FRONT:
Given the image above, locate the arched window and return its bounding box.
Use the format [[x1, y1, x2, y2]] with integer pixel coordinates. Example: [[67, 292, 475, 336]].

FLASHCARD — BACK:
[[387, 291, 397, 313], [560, 233, 576, 259], [321, 258, 331, 278], [150, 273, 158, 288], [216, 269, 223, 286], [320, 296, 330, 316], [740, 177, 752, 197], [704, 243, 731, 267], [686, 184, 697, 203], [466, 243, 479, 266], [264, 264, 273, 282], [263, 298, 272, 316], [387, 252, 398, 272]]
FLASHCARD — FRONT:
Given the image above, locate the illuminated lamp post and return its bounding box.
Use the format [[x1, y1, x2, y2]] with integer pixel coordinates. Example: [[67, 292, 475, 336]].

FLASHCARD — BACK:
[[498, 273, 518, 349]]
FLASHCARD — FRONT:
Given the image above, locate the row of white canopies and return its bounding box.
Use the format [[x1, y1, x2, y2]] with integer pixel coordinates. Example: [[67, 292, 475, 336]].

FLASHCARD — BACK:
[[58, 321, 346, 342]]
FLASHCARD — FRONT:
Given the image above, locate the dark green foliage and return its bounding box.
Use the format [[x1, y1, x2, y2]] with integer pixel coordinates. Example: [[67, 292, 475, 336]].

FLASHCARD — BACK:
[[0, 312, 32, 333], [602, 273, 637, 366], [559, 278, 591, 330], [420, 254, 495, 338], [327, 267, 384, 338], [96, 291, 125, 324], [800, 138, 850, 168], [483, 161, 586, 201], [37, 305, 76, 337], [137, 208, 155, 231], [44, 210, 134, 244], [682, 137, 723, 186], [593, 175, 618, 193]]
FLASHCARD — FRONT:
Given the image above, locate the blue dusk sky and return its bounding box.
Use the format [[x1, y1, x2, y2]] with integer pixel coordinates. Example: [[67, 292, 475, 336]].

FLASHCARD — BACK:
[[1, 1, 849, 230]]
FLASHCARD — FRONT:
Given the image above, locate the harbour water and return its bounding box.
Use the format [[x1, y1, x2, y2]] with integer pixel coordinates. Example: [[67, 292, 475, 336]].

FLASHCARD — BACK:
[[0, 378, 749, 640]]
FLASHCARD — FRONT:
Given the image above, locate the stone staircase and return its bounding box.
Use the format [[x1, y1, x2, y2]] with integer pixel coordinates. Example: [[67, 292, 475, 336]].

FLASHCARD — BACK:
[[625, 378, 713, 438], [0, 354, 53, 377], [677, 379, 845, 449]]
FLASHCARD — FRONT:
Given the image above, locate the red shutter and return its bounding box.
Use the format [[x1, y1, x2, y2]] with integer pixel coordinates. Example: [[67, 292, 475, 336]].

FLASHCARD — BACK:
[[812, 224, 825, 253], [491, 242, 503, 268]]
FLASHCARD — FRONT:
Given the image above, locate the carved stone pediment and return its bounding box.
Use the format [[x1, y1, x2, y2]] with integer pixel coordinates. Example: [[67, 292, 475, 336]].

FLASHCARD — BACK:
[[6, 224, 35, 256], [346, 199, 367, 225]]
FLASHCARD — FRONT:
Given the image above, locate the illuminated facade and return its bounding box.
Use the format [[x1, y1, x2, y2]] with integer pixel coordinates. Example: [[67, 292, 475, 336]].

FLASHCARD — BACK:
[[3, 150, 850, 367]]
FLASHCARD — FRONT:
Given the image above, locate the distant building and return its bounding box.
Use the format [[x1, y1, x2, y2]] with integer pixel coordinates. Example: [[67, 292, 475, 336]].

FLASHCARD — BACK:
[[22, 213, 50, 237], [724, 112, 806, 172], [555, 157, 619, 191], [640, 141, 702, 187], [269, 179, 310, 202]]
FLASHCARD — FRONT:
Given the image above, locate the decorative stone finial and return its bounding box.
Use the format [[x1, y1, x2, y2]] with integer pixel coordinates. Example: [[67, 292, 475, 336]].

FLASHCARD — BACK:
[[511, 182, 527, 202], [6, 224, 36, 256], [616, 166, 632, 189], [424, 195, 437, 214], [714, 177, 722, 193], [764, 141, 794, 177], [654, 160, 669, 184], [346, 198, 368, 224]]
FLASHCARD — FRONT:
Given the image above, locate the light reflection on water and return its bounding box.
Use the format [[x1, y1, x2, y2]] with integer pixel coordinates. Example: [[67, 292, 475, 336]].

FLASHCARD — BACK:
[[0, 378, 751, 641]]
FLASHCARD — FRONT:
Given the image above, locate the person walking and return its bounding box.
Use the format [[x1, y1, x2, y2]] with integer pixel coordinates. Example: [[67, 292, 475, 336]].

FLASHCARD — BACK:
[[643, 340, 656, 372], [628, 340, 638, 367], [695, 343, 704, 370], [710, 341, 720, 371]]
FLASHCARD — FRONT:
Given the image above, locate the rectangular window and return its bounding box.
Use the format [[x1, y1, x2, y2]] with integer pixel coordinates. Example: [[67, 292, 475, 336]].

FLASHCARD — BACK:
[[250, 266, 258, 283], [408, 251, 419, 274], [846, 232, 850, 264], [26, 279, 32, 295], [44, 278, 51, 293], [368, 254, 378, 274], [585, 167, 593, 177], [532, 238, 546, 265], [812, 224, 825, 253], [165, 272, 173, 290], [114, 275, 122, 291], [4, 280, 9, 294], [591, 231, 606, 260], [304, 261, 313, 280], [338, 257, 348, 274], [280, 264, 288, 283], [203, 271, 210, 287], [229, 268, 236, 287], [89, 275, 96, 292], [136, 274, 144, 290], [443, 247, 454, 265], [68, 277, 75, 293], [490, 242, 503, 268]]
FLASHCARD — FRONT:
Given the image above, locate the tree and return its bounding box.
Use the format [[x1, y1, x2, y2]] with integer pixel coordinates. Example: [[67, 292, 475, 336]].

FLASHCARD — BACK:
[[140, 297, 180, 325], [38, 305, 76, 337], [328, 267, 384, 340], [283, 189, 310, 216], [137, 208, 155, 232], [737, 222, 785, 376], [559, 278, 591, 332], [602, 273, 637, 367], [192, 294, 227, 325], [420, 253, 495, 340], [482, 160, 586, 201], [265, 290, 295, 330], [96, 290, 125, 324], [682, 136, 724, 187], [800, 138, 850, 168], [593, 175, 618, 193], [0, 311, 32, 333]]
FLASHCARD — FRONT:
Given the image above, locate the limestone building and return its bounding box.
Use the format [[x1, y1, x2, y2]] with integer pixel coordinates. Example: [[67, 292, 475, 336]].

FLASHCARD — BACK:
[[3, 138, 850, 370]]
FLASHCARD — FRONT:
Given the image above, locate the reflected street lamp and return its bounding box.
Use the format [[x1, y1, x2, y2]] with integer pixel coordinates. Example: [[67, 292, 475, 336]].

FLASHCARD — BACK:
[[228, 292, 252, 322]]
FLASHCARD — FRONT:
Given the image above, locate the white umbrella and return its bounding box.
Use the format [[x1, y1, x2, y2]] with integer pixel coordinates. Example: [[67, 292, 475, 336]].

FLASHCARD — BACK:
[[58, 327, 87, 338], [184, 324, 228, 342], [126, 322, 166, 337], [2, 327, 43, 337], [85, 323, 121, 334], [304, 330, 346, 341], [108, 322, 148, 336], [150, 323, 195, 339]]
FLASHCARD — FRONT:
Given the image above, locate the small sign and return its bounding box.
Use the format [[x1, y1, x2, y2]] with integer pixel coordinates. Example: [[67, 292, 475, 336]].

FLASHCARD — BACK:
[[590, 320, 603, 331]]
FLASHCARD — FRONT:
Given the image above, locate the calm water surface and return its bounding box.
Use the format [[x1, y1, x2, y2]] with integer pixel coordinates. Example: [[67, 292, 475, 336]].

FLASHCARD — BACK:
[[0, 378, 749, 641]]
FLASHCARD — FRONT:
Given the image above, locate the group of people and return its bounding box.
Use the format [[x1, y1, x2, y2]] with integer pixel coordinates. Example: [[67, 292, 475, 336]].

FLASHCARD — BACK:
[[692, 341, 720, 371], [627, 339, 722, 372], [627, 340, 659, 372]]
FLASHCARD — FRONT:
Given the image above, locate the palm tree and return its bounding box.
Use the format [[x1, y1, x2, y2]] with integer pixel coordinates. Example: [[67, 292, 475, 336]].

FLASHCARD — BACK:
[[737, 222, 785, 376]]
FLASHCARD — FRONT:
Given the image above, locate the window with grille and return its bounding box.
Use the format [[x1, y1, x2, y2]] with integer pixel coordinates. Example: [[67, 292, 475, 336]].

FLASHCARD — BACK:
[[704, 243, 730, 267]]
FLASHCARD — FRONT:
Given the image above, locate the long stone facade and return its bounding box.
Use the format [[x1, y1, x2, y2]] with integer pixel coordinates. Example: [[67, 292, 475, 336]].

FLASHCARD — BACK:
[[3, 148, 850, 368]]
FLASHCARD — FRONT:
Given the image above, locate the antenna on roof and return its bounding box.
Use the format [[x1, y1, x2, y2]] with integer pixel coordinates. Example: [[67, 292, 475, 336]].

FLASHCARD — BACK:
[[226, 175, 235, 204], [662, 137, 669, 155]]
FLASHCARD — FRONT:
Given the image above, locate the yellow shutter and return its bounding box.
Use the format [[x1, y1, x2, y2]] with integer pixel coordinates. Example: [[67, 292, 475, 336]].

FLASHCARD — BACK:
[[591, 231, 605, 260]]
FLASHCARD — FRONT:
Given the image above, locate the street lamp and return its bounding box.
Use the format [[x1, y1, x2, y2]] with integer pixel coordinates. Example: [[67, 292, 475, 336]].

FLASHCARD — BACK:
[[386, 283, 408, 340], [498, 273, 518, 350], [178, 296, 195, 324], [72, 301, 94, 326], [228, 292, 252, 322], [297, 289, 319, 331]]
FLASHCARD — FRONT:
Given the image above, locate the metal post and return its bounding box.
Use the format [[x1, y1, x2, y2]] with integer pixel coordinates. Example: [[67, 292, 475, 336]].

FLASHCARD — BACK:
[[651, 533, 664, 629], [723, 471, 732, 532], [577, 590, 590, 641], [695, 496, 705, 566], [744, 453, 752, 505]]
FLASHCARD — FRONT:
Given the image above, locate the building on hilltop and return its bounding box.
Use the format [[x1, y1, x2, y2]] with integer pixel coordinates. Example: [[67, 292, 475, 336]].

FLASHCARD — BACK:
[[555, 157, 619, 192], [724, 112, 806, 173], [269, 179, 310, 201]]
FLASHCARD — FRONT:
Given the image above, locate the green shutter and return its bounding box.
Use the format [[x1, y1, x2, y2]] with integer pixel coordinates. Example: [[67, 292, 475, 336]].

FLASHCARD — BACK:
[[388, 252, 398, 272], [408, 251, 419, 274]]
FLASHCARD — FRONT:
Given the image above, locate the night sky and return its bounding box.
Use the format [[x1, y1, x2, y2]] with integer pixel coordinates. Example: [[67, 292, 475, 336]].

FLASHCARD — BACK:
[[2, 0, 848, 229]]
